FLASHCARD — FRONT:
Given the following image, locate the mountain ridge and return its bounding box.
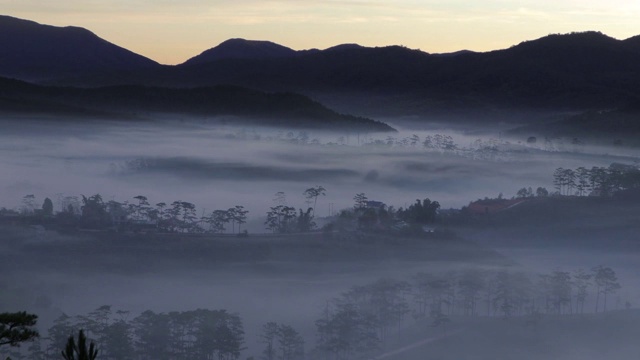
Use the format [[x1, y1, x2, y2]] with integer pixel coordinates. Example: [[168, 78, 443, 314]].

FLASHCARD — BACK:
[[0, 76, 395, 132], [3, 15, 640, 122], [0, 15, 160, 82], [182, 38, 298, 66]]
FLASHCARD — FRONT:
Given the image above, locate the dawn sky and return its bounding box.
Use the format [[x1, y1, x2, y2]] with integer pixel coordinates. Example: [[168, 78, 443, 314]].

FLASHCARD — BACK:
[[3, 0, 640, 65]]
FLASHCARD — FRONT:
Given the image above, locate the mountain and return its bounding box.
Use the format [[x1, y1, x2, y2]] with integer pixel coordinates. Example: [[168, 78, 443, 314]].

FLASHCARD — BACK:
[[133, 31, 640, 115], [3, 14, 640, 121], [507, 103, 640, 143], [0, 15, 160, 82], [0, 76, 395, 132], [182, 38, 297, 66]]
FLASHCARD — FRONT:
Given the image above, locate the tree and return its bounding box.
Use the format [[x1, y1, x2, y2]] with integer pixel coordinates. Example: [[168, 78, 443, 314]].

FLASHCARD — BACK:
[[303, 186, 326, 216], [315, 303, 378, 360], [296, 208, 315, 232], [102, 320, 133, 360], [80, 194, 109, 229], [397, 198, 440, 225], [575, 167, 590, 196], [61, 330, 98, 360], [593, 266, 620, 312], [42, 198, 54, 217], [353, 193, 368, 210], [46, 314, 75, 359], [573, 269, 592, 314], [277, 325, 304, 360], [21, 194, 36, 215], [260, 322, 279, 360], [535, 187, 549, 197], [516, 187, 533, 198], [458, 269, 485, 316], [261, 322, 304, 360], [548, 271, 572, 314], [130, 195, 150, 221], [131, 311, 171, 360], [206, 210, 230, 233], [0, 312, 38, 347], [232, 206, 249, 234], [265, 205, 297, 233]]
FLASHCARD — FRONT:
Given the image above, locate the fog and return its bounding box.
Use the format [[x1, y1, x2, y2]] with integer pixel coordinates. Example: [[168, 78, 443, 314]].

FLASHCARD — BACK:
[[0, 118, 633, 219], [2, 115, 640, 360]]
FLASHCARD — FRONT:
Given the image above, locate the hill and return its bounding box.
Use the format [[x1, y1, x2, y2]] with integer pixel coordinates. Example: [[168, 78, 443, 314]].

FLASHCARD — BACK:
[[0, 15, 160, 82], [456, 195, 640, 250], [0, 77, 395, 131], [507, 103, 640, 144], [4, 14, 640, 123], [145, 32, 640, 114], [182, 38, 298, 65]]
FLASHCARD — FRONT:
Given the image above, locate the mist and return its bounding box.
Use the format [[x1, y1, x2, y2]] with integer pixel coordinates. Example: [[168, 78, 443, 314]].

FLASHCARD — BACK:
[[2, 114, 640, 360]]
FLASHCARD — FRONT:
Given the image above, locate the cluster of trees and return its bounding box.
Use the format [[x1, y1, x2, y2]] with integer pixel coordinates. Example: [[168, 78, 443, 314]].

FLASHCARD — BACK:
[[11, 306, 245, 360], [311, 265, 623, 359], [334, 194, 440, 232], [264, 186, 325, 234], [5, 186, 334, 235], [552, 164, 640, 196], [515, 186, 549, 198], [260, 322, 304, 360], [4, 187, 447, 236], [0, 265, 624, 360], [513, 163, 640, 199], [0, 307, 311, 360], [360, 134, 457, 152]]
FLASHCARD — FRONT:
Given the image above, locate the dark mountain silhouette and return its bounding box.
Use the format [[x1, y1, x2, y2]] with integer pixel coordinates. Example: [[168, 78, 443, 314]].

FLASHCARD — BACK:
[[508, 103, 640, 141], [0, 15, 160, 82], [182, 38, 297, 66], [0, 76, 395, 131], [3, 14, 640, 125], [130, 31, 640, 115]]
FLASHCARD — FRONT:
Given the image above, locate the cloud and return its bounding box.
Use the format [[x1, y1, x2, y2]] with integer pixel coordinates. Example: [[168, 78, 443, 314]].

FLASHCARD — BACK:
[[116, 157, 361, 182]]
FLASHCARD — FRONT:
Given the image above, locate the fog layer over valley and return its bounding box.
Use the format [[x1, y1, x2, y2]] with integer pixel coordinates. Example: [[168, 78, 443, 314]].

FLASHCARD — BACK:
[[2, 115, 640, 360], [0, 119, 635, 223]]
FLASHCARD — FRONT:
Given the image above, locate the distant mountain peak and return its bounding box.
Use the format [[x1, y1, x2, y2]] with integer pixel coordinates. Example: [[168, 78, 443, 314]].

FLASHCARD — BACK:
[[182, 38, 297, 66], [0, 15, 159, 82], [514, 31, 619, 50], [324, 43, 364, 52]]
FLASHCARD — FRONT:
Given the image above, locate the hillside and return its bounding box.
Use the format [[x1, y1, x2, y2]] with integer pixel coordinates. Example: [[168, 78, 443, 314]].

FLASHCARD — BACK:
[[0, 77, 395, 131], [456, 195, 640, 250], [382, 311, 640, 360], [508, 103, 640, 143], [4, 15, 640, 125], [182, 38, 298, 65], [147, 32, 640, 113], [0, 15, 160, 82]]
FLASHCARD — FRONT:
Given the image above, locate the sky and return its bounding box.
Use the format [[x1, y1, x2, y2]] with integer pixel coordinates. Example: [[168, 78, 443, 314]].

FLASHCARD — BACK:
[[3, 0, 640, 65]]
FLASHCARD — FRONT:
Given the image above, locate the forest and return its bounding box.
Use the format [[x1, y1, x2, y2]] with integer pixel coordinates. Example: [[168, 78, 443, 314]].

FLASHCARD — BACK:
[[1, 264, 626, 360], [1, 160, 639, 359]]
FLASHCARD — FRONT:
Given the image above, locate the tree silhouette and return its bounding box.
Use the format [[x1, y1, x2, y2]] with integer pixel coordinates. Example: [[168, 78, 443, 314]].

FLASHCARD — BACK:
[[353, 193, 368, 210], [61, 330, 98, 360], [42, 198, 54, 217], [303, 186, 326, 216], [0, 312, 38, 347], [593, 266, 620, 312]]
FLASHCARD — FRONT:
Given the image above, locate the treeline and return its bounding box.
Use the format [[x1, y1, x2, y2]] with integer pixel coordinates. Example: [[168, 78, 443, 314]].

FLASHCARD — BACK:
[[3, 189, 441, 236], [313, 265, 623, 360], [511, 163, 640, 199], [8, 306, 304, 360], [552, 163, 640, 196], [18, 307, 246, 360], [1, 265, 624, 360]]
